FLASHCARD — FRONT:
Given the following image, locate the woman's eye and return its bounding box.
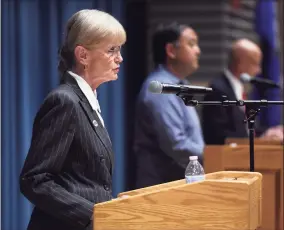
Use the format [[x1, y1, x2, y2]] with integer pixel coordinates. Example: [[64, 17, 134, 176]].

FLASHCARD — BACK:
[[107, 46, 122, 56], [109, 47, 119, 52]]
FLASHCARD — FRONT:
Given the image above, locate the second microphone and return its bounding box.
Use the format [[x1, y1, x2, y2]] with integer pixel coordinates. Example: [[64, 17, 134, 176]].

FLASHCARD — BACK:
[[148, 81, 213, 95]]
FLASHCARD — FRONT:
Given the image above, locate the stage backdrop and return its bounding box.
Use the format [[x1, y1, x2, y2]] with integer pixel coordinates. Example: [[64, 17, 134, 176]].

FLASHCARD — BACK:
[[2, 0, 126, 229], [254, 0, 282, 127]]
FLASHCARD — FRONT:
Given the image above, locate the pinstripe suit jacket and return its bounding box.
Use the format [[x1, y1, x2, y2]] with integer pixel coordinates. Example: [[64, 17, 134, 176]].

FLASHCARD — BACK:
[[19, 73, 114, 230]]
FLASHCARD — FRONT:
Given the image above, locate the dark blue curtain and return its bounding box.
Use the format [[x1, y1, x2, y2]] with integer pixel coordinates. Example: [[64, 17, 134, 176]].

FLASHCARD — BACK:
[[254, 0, 282, 127], [2, 0, 126, 229]]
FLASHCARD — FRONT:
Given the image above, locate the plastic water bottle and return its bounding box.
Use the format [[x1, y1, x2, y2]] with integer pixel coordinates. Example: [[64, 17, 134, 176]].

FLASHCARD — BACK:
[[185, 156, 205, 184]]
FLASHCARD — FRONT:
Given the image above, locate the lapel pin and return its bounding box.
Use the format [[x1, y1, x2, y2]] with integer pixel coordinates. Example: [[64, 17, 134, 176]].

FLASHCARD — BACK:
[[92, 119, 98, 127]]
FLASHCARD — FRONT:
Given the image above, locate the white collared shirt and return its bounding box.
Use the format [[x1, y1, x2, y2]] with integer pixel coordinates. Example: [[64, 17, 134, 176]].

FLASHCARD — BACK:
[[67, 70, 105, 127], [224, 69, 244, 100]]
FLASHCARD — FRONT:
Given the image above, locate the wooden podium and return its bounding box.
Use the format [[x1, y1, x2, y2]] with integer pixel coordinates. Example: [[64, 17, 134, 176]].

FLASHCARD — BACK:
[[204, 144, 283, 230], [226, 137, 283, 146], [93, 171, 262, 230]]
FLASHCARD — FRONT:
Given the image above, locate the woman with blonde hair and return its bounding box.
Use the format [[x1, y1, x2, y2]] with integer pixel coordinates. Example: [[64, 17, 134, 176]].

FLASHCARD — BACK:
[[19, 9, 126, 230]]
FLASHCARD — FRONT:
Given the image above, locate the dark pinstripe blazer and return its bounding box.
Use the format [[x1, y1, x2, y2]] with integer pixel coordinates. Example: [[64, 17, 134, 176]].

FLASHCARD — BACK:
[[19, 73, 114, 230]]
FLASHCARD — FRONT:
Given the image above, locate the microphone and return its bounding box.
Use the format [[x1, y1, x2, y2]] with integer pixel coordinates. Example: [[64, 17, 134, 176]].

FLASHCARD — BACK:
[[240, 73, 281, 89], [148, 81, 213, 95]]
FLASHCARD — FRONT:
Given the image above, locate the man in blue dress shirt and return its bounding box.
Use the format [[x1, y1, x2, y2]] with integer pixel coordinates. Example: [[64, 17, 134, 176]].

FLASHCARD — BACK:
[[133, 23, 204, 188]]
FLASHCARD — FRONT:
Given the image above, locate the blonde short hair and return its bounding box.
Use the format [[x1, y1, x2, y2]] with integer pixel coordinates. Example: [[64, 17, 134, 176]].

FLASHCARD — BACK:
[[58, 9, 126, 74]]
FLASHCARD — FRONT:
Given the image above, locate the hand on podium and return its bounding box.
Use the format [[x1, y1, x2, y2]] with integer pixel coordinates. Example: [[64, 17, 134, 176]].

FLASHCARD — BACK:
[[118, 195, 130, 199], [260, 125, 283, 142]]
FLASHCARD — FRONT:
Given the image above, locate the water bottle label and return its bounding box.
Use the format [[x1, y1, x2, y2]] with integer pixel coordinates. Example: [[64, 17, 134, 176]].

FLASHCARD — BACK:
[[185, 175, 205, 184]]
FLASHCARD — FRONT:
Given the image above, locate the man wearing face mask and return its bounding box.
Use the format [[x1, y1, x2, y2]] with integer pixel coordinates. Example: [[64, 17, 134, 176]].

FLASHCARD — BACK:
[[202, 38, 283, 145], [133, 23, 204, 189]]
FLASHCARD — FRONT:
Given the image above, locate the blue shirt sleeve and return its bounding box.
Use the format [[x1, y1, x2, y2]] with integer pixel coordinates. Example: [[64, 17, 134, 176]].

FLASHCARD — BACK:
[[146, 92, 204, 168]]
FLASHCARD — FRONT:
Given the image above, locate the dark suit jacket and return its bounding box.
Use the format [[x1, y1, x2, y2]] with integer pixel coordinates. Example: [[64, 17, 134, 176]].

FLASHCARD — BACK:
[[202, 73, 248, 145], [19, 73, 114, 230]]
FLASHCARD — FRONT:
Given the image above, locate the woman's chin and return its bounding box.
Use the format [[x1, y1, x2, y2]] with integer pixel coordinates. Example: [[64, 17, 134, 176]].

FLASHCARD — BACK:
[[100, 74, 118, 84], [111, 74, 118, 81]]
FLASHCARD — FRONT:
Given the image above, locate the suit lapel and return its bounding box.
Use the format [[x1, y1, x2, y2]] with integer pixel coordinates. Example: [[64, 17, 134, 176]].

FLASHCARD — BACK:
[[79, 101, 114, 163], [61, 73, 114, 167], [221, 74, 247, 123], [221, 74, 238, 100]]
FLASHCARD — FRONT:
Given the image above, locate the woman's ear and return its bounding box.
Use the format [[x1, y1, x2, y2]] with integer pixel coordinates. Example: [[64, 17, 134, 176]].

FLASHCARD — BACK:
[[74, 45, 88, 66], [165, 43, 176, 59]]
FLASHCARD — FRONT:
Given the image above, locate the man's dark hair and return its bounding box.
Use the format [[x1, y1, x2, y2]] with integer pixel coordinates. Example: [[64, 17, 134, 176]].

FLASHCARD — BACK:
[[152, 22, 189, 66]]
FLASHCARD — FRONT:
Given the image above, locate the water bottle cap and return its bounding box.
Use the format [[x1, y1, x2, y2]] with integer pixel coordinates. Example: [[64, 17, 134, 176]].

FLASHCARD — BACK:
[[189, 156, 198, 161]]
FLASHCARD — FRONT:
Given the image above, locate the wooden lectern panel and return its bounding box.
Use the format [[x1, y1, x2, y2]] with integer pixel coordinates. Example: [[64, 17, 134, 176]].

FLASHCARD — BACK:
[[204, 145, 283, 230], [94, 171, 262, 230], [225, 137, 283, 145]]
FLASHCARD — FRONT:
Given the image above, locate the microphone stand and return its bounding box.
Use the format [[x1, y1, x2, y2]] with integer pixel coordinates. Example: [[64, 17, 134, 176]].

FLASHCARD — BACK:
[[177, 94, 284, 172]]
